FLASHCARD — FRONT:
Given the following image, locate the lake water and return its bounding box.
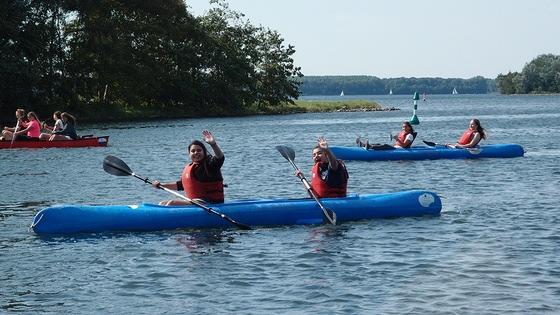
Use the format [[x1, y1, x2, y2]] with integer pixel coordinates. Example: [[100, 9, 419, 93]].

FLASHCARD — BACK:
[[1, 94, 559, 314]]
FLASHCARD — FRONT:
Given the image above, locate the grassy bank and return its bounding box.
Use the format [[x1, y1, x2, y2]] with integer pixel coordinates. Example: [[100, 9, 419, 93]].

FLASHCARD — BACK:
[[255, 99, 389, 115], [0, 99, 390, 126]]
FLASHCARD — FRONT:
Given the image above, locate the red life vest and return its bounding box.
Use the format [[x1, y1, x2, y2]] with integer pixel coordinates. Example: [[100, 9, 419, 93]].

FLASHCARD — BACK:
[[458, 129, 475, 145], [311, 161, 348, 198], [395, 131, 413, 148], [181, 163, 224, 203]]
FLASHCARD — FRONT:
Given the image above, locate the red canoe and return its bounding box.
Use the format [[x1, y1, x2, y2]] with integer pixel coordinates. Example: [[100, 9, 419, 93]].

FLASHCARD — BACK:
[[0, 136, 109, 149]]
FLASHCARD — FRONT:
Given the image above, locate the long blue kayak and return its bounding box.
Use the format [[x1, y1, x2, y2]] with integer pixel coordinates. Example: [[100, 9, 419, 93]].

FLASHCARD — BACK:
[[31, 190, 442, 234], [330, 144, 524, 161]]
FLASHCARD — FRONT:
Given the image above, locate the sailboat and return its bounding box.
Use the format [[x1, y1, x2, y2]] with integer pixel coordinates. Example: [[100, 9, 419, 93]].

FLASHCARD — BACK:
[[452, 87, 458, 95], [340, 90, 345, 96], [389, 89, 393, 95]]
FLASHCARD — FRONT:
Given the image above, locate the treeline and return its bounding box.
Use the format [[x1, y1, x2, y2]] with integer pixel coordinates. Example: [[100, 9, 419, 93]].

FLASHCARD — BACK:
[[298, 76, 496, 95], [496, 54, 560, 94], [0, 0, 302, 123]]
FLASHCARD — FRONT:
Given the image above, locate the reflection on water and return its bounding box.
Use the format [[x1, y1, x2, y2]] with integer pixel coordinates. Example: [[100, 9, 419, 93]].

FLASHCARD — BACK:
[[176, 230, 236, 254]]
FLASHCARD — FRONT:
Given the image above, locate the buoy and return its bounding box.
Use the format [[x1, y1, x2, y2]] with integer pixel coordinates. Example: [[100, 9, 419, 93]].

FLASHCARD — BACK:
[[410, 92, 420, 125]]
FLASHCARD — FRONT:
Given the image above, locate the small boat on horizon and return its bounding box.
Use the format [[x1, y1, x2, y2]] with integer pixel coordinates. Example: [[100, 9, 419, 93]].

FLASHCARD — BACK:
[[389, 89, 393, 95], [340, 90, 345, 96], [452, 87, 458, 95]]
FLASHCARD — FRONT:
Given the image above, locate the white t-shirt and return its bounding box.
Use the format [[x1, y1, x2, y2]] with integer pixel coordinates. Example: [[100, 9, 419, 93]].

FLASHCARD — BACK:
[[53, 119, 65, 132]]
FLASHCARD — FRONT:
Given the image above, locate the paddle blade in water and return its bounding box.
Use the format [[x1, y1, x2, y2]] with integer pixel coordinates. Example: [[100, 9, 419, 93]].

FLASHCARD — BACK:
[[423, 140, 437, 147], [275, 145, 296, 162], [325, 208, 337, 225], [103, 155, 133, 176]]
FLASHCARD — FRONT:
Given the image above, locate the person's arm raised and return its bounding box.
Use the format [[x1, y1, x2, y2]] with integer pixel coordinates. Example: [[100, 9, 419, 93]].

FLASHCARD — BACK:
[[202, 130, 224, 159], [318, 136, 339, 170]]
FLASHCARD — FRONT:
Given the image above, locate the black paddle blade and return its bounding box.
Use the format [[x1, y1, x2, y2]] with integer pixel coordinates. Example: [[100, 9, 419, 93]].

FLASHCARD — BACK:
[[103, 155, 133, 176], [423, 140, 437, 147], [325, 208, 337, 225], [275, 145, 295, 162]]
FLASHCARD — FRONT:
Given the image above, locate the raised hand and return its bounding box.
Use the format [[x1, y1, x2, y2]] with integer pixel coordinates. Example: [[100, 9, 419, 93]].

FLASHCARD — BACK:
[[202, 130, 216, 145], [317, 136, 329, 150]]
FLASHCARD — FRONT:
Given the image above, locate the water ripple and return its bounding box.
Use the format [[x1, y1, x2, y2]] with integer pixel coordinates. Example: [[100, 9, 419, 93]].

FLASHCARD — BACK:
[[2, 95, 560, 314]]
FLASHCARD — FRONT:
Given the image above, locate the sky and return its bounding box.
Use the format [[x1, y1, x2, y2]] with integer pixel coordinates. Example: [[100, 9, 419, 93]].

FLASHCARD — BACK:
[[186, 0, 560, 79]]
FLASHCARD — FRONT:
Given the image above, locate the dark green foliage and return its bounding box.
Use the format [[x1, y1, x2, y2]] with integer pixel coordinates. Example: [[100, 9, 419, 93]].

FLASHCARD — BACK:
[[299, 75, 495, 95], [0, 0, 302, 123], [497, 54, 560, 94]]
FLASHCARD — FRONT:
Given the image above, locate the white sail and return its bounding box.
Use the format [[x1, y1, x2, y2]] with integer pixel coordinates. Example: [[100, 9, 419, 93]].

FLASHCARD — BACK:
[[389, 89, 393, 95], [340, 90, 344, 96], [452, 87, 458, 95]]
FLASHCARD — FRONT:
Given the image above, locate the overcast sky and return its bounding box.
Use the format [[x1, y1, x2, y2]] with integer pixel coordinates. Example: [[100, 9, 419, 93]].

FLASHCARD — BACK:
[[186, 0, 560, 79]]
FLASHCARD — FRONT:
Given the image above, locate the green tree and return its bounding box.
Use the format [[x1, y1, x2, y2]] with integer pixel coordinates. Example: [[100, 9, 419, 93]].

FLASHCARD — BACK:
[[497, 54, 560, 94]]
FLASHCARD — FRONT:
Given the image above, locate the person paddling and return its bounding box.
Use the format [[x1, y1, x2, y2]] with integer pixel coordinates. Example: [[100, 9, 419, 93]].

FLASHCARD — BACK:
[[1, 109, 29, 140], [49, 112, 79, 140], [447, 118, 486, 148], [2, 111, 41, 141], [152, 130, 225, 206], [298, 137, 348, 198], [40, 111, 65, 140]]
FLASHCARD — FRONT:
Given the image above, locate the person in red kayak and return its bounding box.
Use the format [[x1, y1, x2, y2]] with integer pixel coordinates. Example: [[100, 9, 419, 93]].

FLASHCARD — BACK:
[[2, 111, 41, 141], [447, 118, 486, 148], [39, 111, 65, 140], [1, 109, 28, 140], [152, 130, 225, 206], [49, 112, 79, 140], [299, 136, 348, 198]]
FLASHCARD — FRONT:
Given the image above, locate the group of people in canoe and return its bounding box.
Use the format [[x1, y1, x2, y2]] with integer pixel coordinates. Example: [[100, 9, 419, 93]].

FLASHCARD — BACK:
[[1, 109, 78, 141], [151, 130, 349, 206], [356, 118, 487, 150]]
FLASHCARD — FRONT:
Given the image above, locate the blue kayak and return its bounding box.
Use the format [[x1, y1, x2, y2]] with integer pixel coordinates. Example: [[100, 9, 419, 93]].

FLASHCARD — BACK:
[[330, 144, 524, 161], [31, 190, 442, 234]]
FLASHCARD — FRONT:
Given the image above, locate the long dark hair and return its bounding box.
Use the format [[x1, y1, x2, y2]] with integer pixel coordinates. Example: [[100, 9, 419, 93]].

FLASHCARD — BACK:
[[403, 121, 415, 134], [472, 119, 486, 139], [61, 112, 76, 125], [27, 111, 40, 121]]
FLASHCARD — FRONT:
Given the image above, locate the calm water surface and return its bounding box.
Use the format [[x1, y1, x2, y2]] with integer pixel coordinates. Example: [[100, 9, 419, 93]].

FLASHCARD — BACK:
[[1, 94, 559, 314]]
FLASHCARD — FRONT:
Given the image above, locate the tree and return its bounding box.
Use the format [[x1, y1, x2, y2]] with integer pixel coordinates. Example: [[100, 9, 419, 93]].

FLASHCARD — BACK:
[[497, 54, 560, 94]]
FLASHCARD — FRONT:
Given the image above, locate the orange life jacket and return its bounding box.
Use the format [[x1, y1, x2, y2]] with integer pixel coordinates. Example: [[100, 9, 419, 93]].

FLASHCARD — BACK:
[[311, 161, 348, 198], [458, 129, 475, 145], [181, 163, 224, 203], [395, 130, 413, 148]]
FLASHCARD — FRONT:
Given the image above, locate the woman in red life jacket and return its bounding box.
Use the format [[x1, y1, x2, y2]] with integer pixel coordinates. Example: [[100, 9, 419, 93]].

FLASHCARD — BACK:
[[447, 119, 486, 148], [302, 136, 349, 198], [356, 121, 416, 150], [392, 121, 416, 148], [152, 130, 225, 206]]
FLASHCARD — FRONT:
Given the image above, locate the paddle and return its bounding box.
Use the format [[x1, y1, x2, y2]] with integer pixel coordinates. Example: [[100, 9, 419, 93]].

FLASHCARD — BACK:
[[102, 155, 251, 230], [423, 140, 481, 154], [9, 120, 20, 149], [275, 145, 337, 225], [422, 140, 438, 147]]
